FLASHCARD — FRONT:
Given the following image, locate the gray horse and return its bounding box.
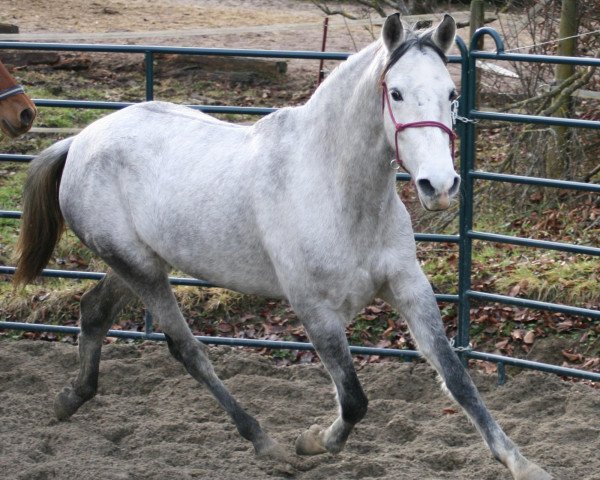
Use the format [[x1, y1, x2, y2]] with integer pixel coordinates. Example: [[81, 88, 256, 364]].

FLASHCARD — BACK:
[[14, 14, 550, 480]]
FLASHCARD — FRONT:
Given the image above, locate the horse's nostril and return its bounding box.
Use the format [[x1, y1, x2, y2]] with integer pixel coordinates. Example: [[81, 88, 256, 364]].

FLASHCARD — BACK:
[[417, 179, 436, 197], [449, 176, 460, 196], [20, 108, 35, 126]]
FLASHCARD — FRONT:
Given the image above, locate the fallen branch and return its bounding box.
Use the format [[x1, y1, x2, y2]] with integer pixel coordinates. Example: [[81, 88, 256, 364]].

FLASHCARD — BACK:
[[541, 65, 596, 117], [499, 68, 586, 113]]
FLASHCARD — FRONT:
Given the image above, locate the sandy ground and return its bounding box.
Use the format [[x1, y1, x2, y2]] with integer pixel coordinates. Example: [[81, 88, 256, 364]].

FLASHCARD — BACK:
[[1, 339, 599, 480]]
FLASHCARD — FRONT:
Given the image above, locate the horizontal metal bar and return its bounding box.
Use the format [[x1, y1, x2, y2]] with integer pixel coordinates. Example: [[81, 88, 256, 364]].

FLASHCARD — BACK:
[[0, 153, 34, 162], [0, 41, 462, 64], [466, 350, 600, 382], [471, 110, 600, 129], [0, 211, 461, 246], [0, 266, 212, 287], [0, 210, 461, 244], [470, 171, 600, 193], [33, 99, 277, 115], [414, 233, 459, 243], [0, 210, 20, 219], [0, 41, 352, 60], [2, 320, 596, 381], [467, 290, 600, 319], [0, 266, 456, 303], [468, 230, 600, 256], [472, 50, 600, 67], [34, 99, 131, 110], [433, 294, 459, 303], [0, 321, 422, 358]]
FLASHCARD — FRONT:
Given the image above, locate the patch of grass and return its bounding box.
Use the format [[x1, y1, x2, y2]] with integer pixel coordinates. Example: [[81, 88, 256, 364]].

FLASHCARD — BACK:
[[494, 258, 599, 304]]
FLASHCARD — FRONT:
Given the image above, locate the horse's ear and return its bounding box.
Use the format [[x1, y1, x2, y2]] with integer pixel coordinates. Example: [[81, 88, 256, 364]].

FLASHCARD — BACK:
[[431, 14, 456, 53], [382, 13, 405, 53]]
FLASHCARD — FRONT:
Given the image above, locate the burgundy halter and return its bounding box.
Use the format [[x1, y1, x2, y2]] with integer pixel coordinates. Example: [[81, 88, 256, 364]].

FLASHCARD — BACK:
[[381, 82, 456, 170]]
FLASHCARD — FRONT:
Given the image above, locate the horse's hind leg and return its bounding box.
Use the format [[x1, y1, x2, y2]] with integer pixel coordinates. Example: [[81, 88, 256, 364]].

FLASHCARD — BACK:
[[383, 269, 550, 480], [55, 270, 134, 420], [103, 260, 299, 465]]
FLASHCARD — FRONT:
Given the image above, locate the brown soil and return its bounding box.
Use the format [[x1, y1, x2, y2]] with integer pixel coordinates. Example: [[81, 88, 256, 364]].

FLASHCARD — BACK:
[[1, 339, 599, 480]]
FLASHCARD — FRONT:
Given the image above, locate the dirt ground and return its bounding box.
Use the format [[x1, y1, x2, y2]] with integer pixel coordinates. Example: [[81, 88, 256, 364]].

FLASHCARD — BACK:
[[1, 0, 372, 50], [1, 339, 599, 480]]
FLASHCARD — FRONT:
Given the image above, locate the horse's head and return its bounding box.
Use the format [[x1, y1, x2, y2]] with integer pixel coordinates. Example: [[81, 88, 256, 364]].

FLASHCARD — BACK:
[[0, 61, 37, 138], [380, 13, 460, 211]]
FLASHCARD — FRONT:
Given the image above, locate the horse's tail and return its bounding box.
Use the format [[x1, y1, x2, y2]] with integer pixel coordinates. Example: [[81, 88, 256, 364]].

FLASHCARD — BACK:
[[13, 137, 75, 287]]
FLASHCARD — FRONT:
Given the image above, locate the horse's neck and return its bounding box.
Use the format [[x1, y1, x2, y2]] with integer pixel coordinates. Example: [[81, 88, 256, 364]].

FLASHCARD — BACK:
[[301, 42, 393, 195]]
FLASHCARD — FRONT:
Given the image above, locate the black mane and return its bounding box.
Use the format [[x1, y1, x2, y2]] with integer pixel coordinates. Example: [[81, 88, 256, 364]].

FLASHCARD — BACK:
[[382, 33, 447, 79]]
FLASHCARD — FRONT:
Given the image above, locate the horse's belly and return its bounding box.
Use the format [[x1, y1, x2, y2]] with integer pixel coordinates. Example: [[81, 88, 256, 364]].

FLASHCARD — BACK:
[[156, 229, 284, 298]]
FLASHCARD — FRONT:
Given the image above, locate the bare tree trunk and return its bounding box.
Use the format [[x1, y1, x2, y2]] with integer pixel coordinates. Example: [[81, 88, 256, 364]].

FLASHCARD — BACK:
[[470, 1, 484, 149], [469, 0, 484, 50], [547, 0, 578, 179]]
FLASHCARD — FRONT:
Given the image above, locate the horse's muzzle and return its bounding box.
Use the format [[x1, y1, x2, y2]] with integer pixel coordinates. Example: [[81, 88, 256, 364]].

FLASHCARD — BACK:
[[416, 174, 460, 211]]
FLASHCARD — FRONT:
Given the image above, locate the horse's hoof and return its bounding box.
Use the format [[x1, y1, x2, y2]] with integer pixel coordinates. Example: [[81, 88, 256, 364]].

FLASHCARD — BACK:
[[54, 386, 86, 421], [514, 462, 552, 480], [295, 424, 328, 456], [257, 441, 317, 472]]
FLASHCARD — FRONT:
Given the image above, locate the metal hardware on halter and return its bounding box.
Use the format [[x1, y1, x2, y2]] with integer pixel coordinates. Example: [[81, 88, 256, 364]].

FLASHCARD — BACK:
[[0, 85, 26, 101], [381, 82, 457, 171], [451, 97, 478, 125]]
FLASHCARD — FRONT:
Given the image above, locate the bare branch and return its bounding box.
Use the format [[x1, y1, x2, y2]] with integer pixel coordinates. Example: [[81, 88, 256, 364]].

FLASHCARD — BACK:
[[499, 68, 586, 113], [310, 1, 359, 20], [456, 17, 497, 30], [541, 65, 596, 117]]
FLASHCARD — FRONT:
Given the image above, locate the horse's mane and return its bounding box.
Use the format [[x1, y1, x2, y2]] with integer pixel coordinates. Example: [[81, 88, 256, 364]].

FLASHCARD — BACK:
[[381, 28, 448, 81]]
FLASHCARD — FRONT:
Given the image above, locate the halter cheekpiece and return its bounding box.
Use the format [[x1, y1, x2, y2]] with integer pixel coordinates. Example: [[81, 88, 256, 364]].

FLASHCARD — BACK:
[[381, 81, 457, 171], [0, 85, 26, 101]]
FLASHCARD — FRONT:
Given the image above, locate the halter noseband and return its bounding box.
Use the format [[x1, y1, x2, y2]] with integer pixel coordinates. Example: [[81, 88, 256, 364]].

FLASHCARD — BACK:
[[0, 85, 26, 101], [381, 82, 456, 171]]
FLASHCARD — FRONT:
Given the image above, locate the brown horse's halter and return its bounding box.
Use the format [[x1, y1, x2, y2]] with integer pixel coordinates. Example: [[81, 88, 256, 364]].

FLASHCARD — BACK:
[[0, 85, 26, 101], [381, 82, 456, 171]]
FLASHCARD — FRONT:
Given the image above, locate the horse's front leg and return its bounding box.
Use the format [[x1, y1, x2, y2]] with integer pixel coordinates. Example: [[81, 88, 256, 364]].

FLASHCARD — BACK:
[[382, 265, 551, 480], [293, 305, 368, 456]]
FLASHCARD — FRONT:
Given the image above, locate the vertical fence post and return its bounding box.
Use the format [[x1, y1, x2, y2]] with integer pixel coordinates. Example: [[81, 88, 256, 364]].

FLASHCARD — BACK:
[[316, 17, 329, 87], [144, 310, 153, 336], [456, 36, 476, 366], [497, 362, 506, 386], [145, 51, 154, 101]]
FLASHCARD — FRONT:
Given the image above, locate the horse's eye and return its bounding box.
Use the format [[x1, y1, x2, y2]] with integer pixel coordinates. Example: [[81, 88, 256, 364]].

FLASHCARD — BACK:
[[449, 89, 458, 101], [391, 90, 403, 102]]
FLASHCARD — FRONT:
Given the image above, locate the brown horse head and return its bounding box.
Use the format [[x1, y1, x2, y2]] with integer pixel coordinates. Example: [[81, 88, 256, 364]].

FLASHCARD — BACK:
[[0, 60, 36, 138]]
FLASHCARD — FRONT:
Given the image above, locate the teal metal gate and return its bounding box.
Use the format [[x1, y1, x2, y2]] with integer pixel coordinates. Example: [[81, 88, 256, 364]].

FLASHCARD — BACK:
[[0, 28, 598, 383]]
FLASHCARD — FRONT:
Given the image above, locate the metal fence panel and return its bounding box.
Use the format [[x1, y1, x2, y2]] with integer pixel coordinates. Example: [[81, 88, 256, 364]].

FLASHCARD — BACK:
[[1, 30, 598, 383]]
